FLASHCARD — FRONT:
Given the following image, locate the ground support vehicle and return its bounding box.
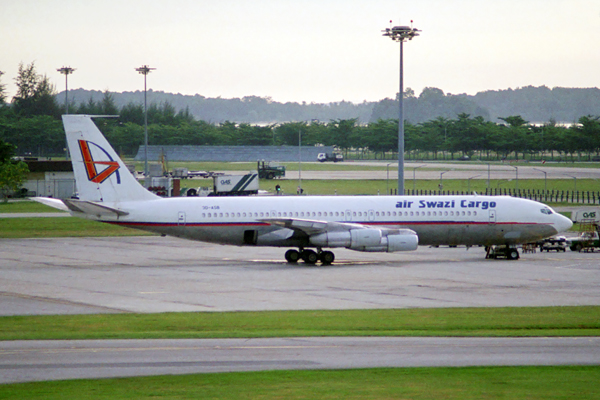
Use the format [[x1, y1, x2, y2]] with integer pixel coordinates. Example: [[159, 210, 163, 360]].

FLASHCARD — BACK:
[[539, 236, 567, 252], [485, 245, 520, 260], [257, 161, 285, 179], [317, 152, 344, 162], [568, 220, 600, 252]]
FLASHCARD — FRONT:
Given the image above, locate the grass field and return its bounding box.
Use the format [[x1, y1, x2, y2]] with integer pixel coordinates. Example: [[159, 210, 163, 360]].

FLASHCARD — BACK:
[[0, 217, 154, 238], [1, 307, 598, 341], [1, 366, 598, 400], [0, 201, 64, 213]]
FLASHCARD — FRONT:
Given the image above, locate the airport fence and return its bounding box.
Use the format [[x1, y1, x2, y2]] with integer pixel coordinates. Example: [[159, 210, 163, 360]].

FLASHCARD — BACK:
[[400, 188, 600, 205]]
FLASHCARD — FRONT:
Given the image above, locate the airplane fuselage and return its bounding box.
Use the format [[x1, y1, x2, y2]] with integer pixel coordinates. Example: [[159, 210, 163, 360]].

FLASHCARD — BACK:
[[90, 194, 564, 249]]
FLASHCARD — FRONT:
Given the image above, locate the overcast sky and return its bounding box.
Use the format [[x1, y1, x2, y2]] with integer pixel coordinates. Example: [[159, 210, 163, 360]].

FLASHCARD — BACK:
[[1, 0, 599, 104]]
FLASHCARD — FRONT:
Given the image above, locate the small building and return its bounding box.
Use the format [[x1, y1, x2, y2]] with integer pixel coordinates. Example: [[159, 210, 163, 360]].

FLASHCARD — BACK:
[[23, 161, 75, 198]]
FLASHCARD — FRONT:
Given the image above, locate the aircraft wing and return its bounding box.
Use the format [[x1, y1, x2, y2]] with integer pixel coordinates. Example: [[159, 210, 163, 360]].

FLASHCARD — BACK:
[[259, 217, 365, 235], [259, 217, 418, 251]]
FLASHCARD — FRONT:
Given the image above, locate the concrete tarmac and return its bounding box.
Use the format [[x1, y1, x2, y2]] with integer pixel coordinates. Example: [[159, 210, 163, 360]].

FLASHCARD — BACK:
[[2, 237, 600, 383], [1, 237, 599, 315], [2, 337, 599, 384]]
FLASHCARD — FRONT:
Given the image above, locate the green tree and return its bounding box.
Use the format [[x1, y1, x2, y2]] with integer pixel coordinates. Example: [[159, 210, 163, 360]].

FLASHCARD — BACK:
[[99, 90, 118, 115], [77, 97, 102, 115], [365, 119, 398, 158], [0, 139, 29, 202], [119, 102, 145, 125], [12, 62, 60, 118], [274, 122, 308, 146], [327, 119, 357, 155], [0, 70, 7, 105], [575, 115, 600, 159]]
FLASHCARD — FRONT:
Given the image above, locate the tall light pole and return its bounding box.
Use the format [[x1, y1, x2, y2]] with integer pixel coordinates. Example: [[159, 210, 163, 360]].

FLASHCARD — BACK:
[[439, 170, 450, 192], [563, 174, 577, 191], [298, 129, 302, 194], [386, 163, 392, 195], [383, 21, 420, 195], [467, 174, 481, 193], [57, 66, 75, 114], [136, 65, 156, 187], [533, 167, 547, 192], [412, 164, 426, 192], [509, 165, 518, 190]]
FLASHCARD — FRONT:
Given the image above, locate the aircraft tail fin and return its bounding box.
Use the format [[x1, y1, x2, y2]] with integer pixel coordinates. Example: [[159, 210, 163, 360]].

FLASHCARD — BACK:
[[63, 115, 158, 203]]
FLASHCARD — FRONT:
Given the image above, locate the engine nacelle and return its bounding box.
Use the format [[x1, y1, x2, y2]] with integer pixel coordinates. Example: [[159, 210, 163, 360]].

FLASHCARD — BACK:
[[310, 228, 382, 248], [355, 233, 419, 252], [310, 229, 418, 252]]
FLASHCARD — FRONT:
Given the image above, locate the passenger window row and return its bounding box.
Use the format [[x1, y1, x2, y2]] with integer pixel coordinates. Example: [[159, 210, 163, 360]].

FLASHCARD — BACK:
[[200, 210, 477, 219]]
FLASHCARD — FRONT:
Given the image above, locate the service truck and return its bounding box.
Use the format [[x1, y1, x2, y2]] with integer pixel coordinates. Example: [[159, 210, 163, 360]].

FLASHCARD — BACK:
[[213, 173, 259, 196], [317, 152, 344, 162], [257, 161, 285, 179]]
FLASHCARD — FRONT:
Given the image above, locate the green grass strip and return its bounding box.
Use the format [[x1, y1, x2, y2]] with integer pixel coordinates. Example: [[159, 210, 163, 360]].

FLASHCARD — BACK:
[[0, 217, 155, 239], [0, 201, 64, 213], [1, 307, 599, 341], [1, 366, 599, 399]]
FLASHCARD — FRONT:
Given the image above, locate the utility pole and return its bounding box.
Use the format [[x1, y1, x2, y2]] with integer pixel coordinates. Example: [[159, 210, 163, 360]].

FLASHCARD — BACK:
[[135, 65, 156, 187], [57, 66, 76, 114], [382, 21, 420, 195]]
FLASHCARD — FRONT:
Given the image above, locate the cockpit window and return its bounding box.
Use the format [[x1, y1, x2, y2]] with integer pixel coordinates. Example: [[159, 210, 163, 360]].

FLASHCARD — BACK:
[[540, 208, 554, 215]]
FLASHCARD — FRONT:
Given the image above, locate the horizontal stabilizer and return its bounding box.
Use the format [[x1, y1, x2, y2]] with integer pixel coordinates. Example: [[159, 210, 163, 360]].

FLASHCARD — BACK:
[[62, 199, 129, 217], [31, 197, 70, 212]]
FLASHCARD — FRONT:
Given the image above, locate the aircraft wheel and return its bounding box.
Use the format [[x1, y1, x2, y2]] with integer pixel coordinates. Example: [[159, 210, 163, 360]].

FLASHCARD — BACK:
[[301, 249, 318, 264], [320, 251, 335, 265], [285, 249, 300, 263], [507, 248, 520, 260]]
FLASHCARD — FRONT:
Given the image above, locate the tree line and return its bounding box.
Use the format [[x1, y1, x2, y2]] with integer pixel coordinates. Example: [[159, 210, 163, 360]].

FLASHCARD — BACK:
[[1, 62, 600, 161]]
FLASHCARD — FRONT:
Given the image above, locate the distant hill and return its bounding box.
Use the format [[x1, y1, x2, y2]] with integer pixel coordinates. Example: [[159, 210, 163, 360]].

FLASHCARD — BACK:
[[59, 85, 600, 124], [472, 86, 600, 123], [62, 89, 374, 124]]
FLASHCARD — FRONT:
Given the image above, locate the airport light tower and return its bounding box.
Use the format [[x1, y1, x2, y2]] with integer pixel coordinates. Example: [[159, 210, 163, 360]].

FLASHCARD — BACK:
[[57, 66, 76, 114], [135, 65, 156, 187], [382, 21, 420, 195]]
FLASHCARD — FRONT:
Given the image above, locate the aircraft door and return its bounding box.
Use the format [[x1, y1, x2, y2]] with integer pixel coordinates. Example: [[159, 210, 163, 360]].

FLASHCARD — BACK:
[[489, 209, 496, 224], [178, 211, 186, 226], [368, 209, 375, 221], [345, 209, 352, 222]]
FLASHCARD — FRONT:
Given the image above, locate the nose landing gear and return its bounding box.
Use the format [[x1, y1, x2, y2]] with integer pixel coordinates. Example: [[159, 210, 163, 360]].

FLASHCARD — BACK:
[[285, 248, 335, 265]]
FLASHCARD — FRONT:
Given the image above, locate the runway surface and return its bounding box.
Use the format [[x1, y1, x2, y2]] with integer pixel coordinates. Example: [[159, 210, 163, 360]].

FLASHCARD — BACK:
[[1, 237, 599, 383], [1, 237, 600, 315], [1, 337, 599, 383]]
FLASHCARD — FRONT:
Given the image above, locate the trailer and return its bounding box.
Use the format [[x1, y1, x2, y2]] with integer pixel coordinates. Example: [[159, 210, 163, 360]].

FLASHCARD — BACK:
[[213, 173, 259, 196]]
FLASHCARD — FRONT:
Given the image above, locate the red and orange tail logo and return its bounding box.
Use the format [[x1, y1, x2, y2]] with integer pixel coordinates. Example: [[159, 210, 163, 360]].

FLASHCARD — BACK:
[[78, 140, 121, 184]]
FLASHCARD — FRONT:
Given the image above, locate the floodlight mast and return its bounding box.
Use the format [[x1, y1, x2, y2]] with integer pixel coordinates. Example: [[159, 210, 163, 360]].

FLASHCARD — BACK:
[[135, 65, 156, 187], [382, 22, 420, 195], [57, 66, 76, 114]]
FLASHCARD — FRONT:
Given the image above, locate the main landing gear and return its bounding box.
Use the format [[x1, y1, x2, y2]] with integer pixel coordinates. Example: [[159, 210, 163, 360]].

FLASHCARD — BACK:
[[285, 248, 335, 265]]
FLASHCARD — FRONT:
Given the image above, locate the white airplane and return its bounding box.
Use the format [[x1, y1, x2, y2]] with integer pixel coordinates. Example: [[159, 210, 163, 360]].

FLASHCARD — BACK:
[[35, 115, 573, 264]]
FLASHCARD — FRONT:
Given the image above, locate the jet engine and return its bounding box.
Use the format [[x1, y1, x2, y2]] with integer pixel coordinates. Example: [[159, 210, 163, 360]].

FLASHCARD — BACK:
[[310, 228, 418, 252]]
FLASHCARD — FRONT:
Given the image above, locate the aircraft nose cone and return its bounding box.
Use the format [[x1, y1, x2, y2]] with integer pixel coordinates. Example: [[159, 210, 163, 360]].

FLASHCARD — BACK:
[[555, 213, 573, 233]]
